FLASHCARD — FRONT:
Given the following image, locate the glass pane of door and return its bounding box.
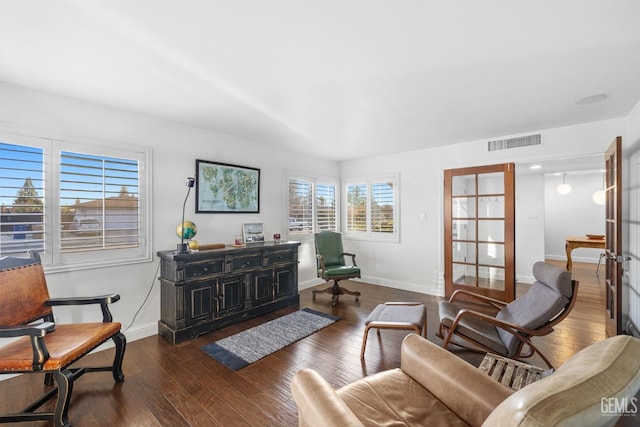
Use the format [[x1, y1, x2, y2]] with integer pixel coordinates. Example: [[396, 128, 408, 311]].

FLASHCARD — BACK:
[[444, 163, 515, 302]]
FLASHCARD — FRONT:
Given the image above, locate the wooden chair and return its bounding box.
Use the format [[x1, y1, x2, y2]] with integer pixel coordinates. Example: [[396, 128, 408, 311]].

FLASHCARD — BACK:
[[438, 261, 578, 369], [313, 231, 361, 306], [0, 251, 126, 427]]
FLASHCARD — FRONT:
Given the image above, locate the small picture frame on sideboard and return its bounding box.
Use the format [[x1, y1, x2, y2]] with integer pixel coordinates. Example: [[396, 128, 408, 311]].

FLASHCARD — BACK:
[[243, 223, 264, 244]]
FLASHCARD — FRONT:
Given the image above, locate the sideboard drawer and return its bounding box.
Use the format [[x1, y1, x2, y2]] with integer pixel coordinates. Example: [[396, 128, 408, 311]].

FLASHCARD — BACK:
[[231, 254, 262, 271], [184, 259, 225, 279], [264, 249, 295, 266]]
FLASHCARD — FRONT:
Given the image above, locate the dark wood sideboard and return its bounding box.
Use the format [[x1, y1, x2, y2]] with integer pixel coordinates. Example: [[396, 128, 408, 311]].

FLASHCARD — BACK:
[[157, 241, 301, 344]]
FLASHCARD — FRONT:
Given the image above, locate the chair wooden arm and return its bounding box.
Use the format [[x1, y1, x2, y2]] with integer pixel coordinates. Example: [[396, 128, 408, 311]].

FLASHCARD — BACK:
[[449, 289, 507, 309], [46, 294, 121, 322], [342, 252, 357, 266], [316, 254, 326, 277], [0, 322, 55, 338], [0, 323, 54, 370]]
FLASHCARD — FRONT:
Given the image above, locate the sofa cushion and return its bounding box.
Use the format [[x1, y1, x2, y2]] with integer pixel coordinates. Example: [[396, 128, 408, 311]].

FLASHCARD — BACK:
[[338, 368, 469, 427], [482, 335, 640, 427], [439, 300, 507, 354]]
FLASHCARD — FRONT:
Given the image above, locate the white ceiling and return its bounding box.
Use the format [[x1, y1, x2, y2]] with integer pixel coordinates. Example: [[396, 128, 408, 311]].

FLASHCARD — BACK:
[[1, 1, 640, 161]]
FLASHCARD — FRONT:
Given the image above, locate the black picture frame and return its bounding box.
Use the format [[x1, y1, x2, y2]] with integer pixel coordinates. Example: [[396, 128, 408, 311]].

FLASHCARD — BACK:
[[195, 159, 260, 213]]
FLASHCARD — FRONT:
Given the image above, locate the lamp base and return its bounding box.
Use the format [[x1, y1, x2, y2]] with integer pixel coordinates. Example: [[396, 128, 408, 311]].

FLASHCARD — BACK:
[[176, 243, 189, 254]]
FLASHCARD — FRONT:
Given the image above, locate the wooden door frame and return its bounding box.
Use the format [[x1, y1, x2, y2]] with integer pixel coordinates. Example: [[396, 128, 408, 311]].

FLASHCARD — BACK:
[[444, 163, 516, 302], [605, 136, 623, 336]]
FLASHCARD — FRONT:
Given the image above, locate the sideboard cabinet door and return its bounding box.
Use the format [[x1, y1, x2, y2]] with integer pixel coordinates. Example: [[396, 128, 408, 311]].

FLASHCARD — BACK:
[[185, 281, 215, 326], [217, 274, 245, 317]]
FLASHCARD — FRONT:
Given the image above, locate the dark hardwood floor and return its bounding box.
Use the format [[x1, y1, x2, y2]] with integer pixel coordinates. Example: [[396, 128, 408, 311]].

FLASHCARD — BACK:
[[0, 261, 606, 426]]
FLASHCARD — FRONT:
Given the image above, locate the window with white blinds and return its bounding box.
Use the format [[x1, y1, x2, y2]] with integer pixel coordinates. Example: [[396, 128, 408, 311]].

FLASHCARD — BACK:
[[0, 141, 45, 256], [286, 175, 338, 239], [288, 179, 313, 235], [371, 182, 394, 233], [60, 151, 140, 253], [344, 175, 399, 242], [0, 130, 151, 270], [346, 184, 367, 232], [316, 183, 336, 231]]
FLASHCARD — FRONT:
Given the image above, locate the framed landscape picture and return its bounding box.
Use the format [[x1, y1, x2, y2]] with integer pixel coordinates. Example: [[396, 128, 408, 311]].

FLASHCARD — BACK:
[[196, 160, 260, 213]]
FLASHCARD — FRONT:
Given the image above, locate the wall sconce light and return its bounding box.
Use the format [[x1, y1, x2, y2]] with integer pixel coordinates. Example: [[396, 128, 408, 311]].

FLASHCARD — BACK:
[[557, 172, 572, 195], [592, 170, 606, 205]]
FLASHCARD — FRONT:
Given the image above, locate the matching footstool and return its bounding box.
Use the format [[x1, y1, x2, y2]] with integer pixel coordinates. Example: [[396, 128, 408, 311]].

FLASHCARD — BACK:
[[360, 302, 427, 358]]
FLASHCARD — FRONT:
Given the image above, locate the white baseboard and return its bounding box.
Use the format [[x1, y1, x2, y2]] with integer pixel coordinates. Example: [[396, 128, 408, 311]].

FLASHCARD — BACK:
[[299, 275, 444, 297], [517, 275, 535, 284], [545, 254, 601, 264], [298, 278, 325, 290]]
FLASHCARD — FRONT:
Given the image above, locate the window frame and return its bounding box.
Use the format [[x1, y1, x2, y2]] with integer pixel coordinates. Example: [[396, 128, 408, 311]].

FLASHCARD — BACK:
[[342, 174, 400, 243], [284, 172, 339, 241], [0, 127, 152, 272]]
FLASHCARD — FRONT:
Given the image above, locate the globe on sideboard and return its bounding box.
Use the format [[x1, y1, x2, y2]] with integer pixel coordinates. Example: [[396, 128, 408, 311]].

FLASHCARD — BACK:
[[176, 220, 197, 240]]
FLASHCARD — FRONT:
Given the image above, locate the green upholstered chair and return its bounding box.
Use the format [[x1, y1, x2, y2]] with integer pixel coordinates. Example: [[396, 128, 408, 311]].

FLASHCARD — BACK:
[[313, 231, 361, 306]]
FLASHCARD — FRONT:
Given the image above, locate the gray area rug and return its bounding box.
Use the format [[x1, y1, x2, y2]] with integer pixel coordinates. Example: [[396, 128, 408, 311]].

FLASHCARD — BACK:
[[202, 308, 340, 371]]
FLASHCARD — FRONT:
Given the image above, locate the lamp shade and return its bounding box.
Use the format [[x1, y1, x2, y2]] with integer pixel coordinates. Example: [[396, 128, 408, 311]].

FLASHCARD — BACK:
[[557, 173, 572, 195], [557, 183, 572, 195], [592, 190, 606, 205]]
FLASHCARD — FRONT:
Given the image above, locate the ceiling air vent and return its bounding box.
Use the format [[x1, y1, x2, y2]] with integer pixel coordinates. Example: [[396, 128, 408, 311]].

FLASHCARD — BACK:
[[488, 133, 542, 152]]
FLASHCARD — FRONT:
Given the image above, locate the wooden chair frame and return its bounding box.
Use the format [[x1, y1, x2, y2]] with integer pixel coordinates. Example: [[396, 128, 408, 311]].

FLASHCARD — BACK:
[[360, 302, 426, 359], [0, 251, 126, 427], [437, 280, 579, 369]]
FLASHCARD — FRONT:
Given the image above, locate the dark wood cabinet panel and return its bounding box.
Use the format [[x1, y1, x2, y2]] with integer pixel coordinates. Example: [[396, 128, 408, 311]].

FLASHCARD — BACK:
[[274, 266, 294, 300], [251, 269, 274, 307], [157, 241, 300, 344], [217, 274, 245, 316]]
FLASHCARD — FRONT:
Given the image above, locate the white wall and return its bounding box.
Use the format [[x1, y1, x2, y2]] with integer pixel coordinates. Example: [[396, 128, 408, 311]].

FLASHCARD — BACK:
[[624, 99, 640, 336], [341, 118, 626, 296], [0, 82, 339, 341], [514, 172, 545, 283], [544, 171, 605, 262]]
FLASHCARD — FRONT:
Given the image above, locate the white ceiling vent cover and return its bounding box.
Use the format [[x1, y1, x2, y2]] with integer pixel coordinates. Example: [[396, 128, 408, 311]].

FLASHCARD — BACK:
[[488, 133, 542, 151]]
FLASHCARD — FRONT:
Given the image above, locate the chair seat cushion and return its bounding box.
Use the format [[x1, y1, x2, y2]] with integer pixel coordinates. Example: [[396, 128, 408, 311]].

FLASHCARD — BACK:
[[365, 303, 425, 328], [496, 282, 568, 356], [439, 301, 507, 355], [338, 368, 469, 427], [0, 322, 121, 372], [322, 265, 360, 277]]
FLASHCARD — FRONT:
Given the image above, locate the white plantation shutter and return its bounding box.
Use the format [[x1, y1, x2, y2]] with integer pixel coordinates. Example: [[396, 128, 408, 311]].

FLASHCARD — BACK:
[[316, 183, 336, 231], [60, 151, 140, 252], [286, 175, 338, 238], [288, 179, 313, 235], [346, 184, 367, 232], [344, 175, 399, 242], [0, 141, 45, 256], [371, 182, 394, 233]]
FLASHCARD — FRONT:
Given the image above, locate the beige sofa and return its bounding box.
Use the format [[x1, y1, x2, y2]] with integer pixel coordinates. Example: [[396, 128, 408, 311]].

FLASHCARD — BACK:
[[291, 334, 640, 426]]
